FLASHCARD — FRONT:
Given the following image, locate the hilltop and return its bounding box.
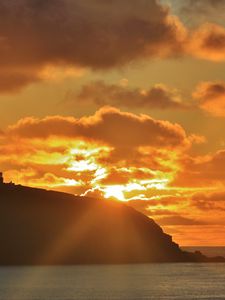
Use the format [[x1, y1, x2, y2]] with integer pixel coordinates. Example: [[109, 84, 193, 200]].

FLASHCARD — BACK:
[[0, 183, 224, 265]]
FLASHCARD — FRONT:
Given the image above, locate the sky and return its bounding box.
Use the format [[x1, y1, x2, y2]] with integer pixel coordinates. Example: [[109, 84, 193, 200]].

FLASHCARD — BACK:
[[1, 0, 225, 246]]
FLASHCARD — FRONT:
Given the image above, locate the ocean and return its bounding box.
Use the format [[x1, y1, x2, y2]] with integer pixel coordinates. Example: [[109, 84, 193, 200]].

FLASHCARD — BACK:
[[0, 260, 225, 300]]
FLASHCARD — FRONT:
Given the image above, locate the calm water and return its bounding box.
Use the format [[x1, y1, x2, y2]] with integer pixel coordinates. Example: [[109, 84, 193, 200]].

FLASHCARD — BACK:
[[0, 263, 225, 300]]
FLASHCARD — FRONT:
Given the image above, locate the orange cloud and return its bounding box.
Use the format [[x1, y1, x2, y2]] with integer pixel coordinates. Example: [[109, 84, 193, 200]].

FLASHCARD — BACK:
[[192, 190, 225, 212], [189, 23, 225, 61], [1, 107, 196, 199], [8, 106, 190, 149], [0, 106, 204, 204], [193, 81, 225, 116], [174, 149, 225, 187]]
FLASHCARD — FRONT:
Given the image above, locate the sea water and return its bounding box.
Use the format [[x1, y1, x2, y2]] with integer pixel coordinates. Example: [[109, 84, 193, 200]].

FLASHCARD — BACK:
[[0, 262, 225, 300]]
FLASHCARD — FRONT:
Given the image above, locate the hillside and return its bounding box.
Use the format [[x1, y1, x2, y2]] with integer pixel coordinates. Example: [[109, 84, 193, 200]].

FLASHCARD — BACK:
[[0, 183, 224, 265]]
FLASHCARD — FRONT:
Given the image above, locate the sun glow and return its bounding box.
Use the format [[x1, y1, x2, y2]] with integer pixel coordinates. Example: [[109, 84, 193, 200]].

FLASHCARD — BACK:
[[5, 138, 180, 202], [104, 185, 125, 201], [67, 160, 98, 172]]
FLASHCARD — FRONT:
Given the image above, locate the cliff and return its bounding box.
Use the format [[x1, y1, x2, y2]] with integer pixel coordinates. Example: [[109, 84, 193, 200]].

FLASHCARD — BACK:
[[0, 184, 224, 265]]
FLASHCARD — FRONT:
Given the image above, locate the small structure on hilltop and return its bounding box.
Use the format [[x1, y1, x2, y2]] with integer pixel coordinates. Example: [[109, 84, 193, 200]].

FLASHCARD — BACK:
[[0, 172, 15, 187], [0, 172, 4, 185]]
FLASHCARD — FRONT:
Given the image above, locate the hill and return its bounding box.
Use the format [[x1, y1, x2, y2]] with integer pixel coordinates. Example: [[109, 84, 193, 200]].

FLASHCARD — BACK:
[[0, 183, 224, 265]]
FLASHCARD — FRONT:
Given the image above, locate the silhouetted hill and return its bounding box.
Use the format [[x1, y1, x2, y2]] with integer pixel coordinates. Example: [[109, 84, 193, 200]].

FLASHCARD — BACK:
[[0, 183, 224, 265]]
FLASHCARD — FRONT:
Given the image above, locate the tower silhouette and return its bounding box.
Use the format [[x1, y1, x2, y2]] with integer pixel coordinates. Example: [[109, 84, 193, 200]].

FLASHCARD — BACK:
[[0, 172, 4, 185]]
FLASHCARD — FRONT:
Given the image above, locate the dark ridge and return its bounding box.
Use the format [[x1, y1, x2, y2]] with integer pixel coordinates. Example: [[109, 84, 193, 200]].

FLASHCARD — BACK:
[[0, 183, 224, 265]]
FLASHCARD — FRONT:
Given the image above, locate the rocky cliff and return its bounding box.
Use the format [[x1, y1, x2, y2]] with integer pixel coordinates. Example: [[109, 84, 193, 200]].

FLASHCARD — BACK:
[[0, 184, 224, 264]]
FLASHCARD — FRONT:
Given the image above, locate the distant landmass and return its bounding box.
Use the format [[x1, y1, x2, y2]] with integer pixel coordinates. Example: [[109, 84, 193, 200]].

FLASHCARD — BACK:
[[0, 181, 224, 265], [182, 247, 225, 258]]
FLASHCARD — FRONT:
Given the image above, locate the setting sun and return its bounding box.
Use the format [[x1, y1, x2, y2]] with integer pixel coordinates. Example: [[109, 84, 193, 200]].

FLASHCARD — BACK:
[[104, 185, 125, 201]]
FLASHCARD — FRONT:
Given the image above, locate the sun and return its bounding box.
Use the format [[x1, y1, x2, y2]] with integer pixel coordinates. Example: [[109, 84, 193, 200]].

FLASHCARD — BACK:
[[104, 185, 125, 201]]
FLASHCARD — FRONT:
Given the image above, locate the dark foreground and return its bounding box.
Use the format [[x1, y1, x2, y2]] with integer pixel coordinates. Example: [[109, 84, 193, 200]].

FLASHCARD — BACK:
[[0, 183, 224, 264], [1, 264, 225, 300]]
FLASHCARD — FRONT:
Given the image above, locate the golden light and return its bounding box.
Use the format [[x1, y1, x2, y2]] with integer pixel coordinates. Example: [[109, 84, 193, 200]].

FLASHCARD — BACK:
[[146, 180, 169, 190], [67, 160, 98, 172], [91, 167, 107, 183], [4, 137, 185, 203], [104, 185, 125, 201]]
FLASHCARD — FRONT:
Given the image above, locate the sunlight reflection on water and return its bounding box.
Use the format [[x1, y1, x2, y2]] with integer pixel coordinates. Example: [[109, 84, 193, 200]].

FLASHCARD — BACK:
[[0, 263, 225, 300]]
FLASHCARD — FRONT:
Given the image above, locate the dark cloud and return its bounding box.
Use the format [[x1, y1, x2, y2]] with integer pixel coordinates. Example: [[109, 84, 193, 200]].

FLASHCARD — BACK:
[[0, 0, 225, 93], [0, 69, 41, 93], [73, 80, 188, 110], [0, 0, 185, 92]]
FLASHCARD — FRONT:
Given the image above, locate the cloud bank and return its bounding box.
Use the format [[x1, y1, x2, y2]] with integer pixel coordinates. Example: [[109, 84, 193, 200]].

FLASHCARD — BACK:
[[74, 81, 188, 110], [0, 0, 224, 93], [8, 106, 190, 149]]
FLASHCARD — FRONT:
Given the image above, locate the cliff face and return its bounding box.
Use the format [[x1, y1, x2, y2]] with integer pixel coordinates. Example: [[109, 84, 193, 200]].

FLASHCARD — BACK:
[[0, 184, 224, 265]]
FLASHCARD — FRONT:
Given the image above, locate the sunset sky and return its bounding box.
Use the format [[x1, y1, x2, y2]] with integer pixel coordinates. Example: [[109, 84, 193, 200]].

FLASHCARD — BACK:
[[1, 0, 225, 246]]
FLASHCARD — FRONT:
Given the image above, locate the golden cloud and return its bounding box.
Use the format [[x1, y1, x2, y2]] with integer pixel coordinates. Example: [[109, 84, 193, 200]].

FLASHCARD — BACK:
[[0, 106, 203, 201], [193, 81, 225, 116], [189, 23, 225, 61], [174, 149, 225, 187], [8, 106, 191, 149]]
